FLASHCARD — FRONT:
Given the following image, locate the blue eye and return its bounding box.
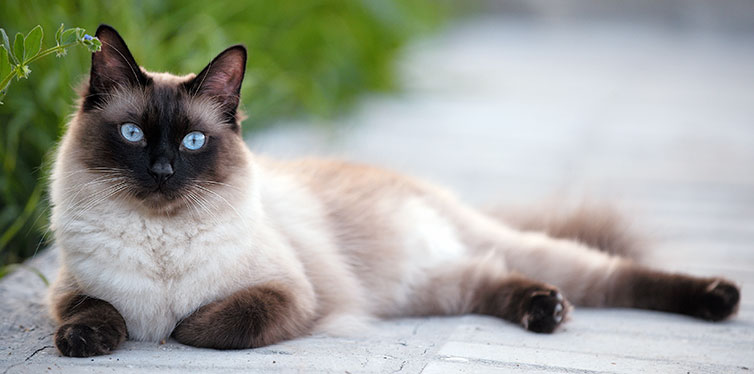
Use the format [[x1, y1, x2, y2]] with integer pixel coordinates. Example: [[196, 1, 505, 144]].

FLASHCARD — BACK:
[[182, 131, 206, 150], [120, 123, 144, 143]]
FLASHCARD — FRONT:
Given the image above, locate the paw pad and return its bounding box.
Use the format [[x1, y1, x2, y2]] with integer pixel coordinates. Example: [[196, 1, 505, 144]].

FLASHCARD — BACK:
[[524, 289, 568, 333], [696, 279, 740, 321], [55, 323, 118, 357]]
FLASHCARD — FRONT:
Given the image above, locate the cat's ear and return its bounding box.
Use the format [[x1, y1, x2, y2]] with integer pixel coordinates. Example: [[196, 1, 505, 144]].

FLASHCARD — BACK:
[[187, 45, 247, 123], [86, 25, 147, 107]]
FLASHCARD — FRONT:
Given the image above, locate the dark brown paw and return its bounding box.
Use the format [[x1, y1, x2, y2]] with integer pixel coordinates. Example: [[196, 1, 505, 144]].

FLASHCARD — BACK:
[[523, 289, 568, 333], [694, 279, 740, 322], [55, 323, 122, 357]]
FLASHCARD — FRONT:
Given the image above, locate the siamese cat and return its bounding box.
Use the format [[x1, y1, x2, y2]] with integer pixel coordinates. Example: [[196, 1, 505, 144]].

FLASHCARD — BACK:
[[49, 25, 740, 357]]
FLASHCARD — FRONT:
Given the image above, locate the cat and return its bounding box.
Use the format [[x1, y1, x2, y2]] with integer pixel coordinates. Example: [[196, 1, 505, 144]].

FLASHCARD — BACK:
[[48, 25, 740, 357]]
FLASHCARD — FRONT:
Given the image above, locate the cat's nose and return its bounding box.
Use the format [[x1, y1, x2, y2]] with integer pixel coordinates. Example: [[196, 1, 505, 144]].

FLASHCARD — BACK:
[[149, 158, 174, 184]]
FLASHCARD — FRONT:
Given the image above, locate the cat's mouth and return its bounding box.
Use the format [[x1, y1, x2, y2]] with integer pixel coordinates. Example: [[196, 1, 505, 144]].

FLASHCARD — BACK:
[[134, 185, 186, 214], [152, 184, 173, 195]]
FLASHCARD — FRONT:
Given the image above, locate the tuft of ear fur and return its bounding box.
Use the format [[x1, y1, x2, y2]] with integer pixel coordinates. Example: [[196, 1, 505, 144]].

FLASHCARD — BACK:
[[488, 201, 646, 261], [186, 45, 247, 125], [85, 24, 147, 110]]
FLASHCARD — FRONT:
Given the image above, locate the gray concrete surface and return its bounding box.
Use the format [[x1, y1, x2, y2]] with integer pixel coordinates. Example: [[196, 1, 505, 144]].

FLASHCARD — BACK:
[[2, 15, 754, 374]]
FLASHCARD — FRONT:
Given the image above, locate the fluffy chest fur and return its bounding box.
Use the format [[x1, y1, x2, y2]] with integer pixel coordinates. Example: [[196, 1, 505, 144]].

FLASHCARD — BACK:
[[52, 193, 265, 341]]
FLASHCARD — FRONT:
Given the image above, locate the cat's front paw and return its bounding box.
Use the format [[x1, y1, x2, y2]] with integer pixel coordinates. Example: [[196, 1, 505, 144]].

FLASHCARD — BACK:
[[523, 289, 568, 333], [54, 323, 122, 357], [694, 279, 740, 322]]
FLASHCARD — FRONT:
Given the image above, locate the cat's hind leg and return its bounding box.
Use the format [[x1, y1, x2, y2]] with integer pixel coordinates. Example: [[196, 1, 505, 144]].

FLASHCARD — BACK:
[[479, 224, 740, 321], [405, 253, 569, 333], [443, 202, 740, 322]]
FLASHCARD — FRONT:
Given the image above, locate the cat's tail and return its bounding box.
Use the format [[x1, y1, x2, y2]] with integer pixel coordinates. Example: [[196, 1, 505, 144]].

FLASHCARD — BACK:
[[486, 201, 645, 262]]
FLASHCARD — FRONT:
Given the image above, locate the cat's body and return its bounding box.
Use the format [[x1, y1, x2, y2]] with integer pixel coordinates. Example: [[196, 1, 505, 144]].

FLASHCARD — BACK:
[[49, 25, 740, 357], [51, 150, 566, 342]]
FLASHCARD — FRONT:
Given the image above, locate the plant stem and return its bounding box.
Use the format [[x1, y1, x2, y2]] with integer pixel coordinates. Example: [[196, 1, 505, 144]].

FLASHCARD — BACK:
[[25, 42, 79, 64], [0, 74, 12, 92]]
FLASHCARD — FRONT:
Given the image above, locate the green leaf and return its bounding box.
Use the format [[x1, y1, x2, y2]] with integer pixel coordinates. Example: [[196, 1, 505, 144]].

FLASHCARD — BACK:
[[0, 46, 10, 82], [83, 36, 102, 52], [0, 45, 9, 104], [55, 23, 64, 45], [0, 28, 10, 54], [0, 28, 10, 55], [23, 25, 43, 62], [60, 28, 84, 45], [0, 28, 8, 47], [13, 32, 24, 65]]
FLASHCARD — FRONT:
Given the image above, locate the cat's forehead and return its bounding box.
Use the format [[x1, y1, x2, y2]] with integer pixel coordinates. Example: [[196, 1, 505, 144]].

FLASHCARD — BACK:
[[95, 71, 225, 131]]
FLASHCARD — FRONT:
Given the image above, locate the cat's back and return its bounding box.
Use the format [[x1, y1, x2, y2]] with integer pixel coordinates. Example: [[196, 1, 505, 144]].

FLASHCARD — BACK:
[[257, 156, 444, 248], [258, 157, 431, 205]]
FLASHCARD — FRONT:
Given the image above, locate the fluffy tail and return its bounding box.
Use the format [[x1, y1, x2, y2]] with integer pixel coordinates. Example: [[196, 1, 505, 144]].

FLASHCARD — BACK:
[[486, 201, 645, 262]]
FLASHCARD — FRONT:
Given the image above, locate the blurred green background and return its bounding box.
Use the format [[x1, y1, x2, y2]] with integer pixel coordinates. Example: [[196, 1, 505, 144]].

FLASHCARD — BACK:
[[0, 0, 451, 270]]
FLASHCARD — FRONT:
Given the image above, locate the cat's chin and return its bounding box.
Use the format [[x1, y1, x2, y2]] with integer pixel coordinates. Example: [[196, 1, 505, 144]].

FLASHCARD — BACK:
[[137, 191, 187, 216]]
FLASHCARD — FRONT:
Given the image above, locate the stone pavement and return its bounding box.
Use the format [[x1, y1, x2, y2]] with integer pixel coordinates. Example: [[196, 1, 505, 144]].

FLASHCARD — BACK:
[[2, 16, 754, 373]]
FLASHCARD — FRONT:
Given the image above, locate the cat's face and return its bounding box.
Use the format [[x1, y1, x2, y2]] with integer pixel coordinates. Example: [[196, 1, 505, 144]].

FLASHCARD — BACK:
[[69, 25, 249, 214]]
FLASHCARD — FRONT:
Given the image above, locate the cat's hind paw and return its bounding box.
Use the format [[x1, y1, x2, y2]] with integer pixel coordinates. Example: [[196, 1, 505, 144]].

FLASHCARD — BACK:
[[694, 279, 740, 322], [523, 289, 569, 333]]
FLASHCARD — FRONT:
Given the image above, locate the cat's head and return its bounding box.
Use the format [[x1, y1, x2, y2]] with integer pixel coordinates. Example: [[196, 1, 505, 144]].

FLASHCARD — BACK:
[[66, 25, 249, 214]]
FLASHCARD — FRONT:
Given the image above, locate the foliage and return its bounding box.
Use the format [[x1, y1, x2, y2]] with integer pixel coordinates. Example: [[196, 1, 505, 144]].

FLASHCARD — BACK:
[[0, 1, 448, 269], [0, 24, 102, 104]]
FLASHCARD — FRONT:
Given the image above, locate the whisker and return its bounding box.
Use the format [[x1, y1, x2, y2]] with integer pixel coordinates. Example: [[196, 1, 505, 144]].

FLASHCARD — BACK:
[[59, 176, 128, 210], [188, 188, 223, 228], [195, 179, 243, 192], [182, 189, 205, 224], [59, 182, 130, 233], [193, 184, 247, 227]]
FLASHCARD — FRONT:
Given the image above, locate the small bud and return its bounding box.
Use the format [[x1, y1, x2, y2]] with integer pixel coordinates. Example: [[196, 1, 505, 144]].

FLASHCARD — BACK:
[[82, 34, 93, 41], [17, 65, 31, 79], [83, 36, 102, 53]]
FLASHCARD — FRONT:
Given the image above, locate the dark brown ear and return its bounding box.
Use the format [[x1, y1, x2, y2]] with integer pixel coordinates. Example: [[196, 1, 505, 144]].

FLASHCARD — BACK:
[[186, 45, 247, 124], [85, 24, 147, 110]]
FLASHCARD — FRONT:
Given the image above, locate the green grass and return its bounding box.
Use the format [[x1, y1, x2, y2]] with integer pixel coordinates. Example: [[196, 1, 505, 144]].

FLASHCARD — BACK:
[[0, 0, 450, 270]]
